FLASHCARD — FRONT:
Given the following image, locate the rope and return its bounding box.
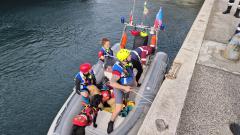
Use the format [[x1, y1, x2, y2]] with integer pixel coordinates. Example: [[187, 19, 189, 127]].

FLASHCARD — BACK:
[[131, 90, 153, 104]]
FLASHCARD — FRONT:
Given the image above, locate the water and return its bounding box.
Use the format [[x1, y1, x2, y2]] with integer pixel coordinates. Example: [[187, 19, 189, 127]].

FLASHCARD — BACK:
[[0, 0, 202, 134]]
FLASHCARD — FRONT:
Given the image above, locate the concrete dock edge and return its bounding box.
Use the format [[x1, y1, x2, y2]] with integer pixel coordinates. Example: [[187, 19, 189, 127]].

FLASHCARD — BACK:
[[137, 0, 215, 134]]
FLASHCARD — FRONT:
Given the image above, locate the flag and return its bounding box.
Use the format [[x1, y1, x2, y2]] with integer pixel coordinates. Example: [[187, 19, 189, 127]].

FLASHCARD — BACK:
[[154, 7, 163, 29], [143, 1, 149, 15], [157, 7, 163, 26]]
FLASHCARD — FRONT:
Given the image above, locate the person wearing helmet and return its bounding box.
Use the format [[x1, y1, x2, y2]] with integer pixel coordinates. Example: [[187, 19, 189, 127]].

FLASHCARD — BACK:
[[107, 49, 136, 134], [98, 38, 114, 62], [131, 45, 154, 86], [75, 63, 98, 105]]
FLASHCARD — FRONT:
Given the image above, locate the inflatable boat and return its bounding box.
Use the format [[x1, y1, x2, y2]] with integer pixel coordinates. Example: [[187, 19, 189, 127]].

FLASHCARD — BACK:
[[48, 5, 168, 135]]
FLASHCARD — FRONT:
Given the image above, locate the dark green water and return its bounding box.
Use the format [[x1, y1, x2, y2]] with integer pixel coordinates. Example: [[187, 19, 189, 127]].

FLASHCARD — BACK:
[[0, 0, 202, 134]]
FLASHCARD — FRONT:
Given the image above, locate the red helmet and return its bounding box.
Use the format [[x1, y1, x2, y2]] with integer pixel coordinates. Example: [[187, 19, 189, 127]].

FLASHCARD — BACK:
[[130, 30, 140, 36], [79, 63, 92, 74], [72, 114, 88, 127]]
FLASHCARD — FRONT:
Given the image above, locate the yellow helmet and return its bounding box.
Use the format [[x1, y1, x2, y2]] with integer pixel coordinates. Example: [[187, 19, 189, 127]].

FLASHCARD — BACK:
[[116, 49, 130, 62], [140, 31, 148, 37]]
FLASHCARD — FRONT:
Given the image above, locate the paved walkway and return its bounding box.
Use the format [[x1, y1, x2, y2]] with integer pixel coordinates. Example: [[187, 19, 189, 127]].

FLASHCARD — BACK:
[[138, 0, 240, 134], [177, 0, 240, 134], [177, 64, 240, 135]]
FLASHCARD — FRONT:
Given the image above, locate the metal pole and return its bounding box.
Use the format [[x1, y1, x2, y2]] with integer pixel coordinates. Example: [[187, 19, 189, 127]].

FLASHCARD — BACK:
[[132, 0, 136, 22]]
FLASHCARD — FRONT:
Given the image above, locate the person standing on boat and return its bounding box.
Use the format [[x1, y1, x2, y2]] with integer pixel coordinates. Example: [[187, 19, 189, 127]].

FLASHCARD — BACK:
[[75, 63, 98, 105], [107, 49, 136, 134], [131, 45, 154, 86], [98, 38, 114, 62]]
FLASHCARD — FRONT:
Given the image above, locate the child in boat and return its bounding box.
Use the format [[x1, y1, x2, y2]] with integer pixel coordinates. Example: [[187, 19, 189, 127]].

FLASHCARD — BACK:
[[98, 38, 114, 62], [107, 49, 137, 134], [74, 63, 101, 105]]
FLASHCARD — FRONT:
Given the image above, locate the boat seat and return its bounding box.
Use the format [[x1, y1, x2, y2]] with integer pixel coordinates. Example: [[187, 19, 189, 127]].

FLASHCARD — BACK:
[[85, 111, 125, 135]]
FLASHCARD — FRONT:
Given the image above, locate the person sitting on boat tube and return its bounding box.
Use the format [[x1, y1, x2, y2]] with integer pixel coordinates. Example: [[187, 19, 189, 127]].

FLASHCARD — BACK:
[[131, 45, 154, 86], [75, 63, 99, 105], [107, 49, 137, 134], [98, 38, 114, 62]]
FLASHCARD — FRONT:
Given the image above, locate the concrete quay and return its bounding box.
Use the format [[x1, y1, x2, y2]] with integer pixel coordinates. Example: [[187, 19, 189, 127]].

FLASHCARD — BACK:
[[138, 0, 240, 134]]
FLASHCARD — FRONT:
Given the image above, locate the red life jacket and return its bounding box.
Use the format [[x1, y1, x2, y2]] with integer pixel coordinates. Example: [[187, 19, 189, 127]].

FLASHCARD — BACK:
[[72, 106, 98, 127]]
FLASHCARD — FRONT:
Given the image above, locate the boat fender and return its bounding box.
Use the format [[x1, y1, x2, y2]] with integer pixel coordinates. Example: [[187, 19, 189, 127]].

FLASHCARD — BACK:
[[120, 32, 127, 49], [150, 35, 157, 48]]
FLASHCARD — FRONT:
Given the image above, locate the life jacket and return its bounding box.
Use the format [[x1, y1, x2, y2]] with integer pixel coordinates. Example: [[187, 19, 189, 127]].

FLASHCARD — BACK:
[[82, 105, 98, 117], [75, 70, 95, 90], [101, 86, 115, 102], [72, 114, 90, 127], [112, 61, 134, 85], [131, 47, 144, 61], [131, 46, 152, 64], [72, 105, 98, 127], [100, 47, 113, 58]]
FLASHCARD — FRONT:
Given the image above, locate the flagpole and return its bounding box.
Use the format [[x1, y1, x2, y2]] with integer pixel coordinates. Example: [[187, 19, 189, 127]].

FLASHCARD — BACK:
[[132, 0, 136, 25], [140, 1, 145, 25], [141, 1, 149, 25]]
